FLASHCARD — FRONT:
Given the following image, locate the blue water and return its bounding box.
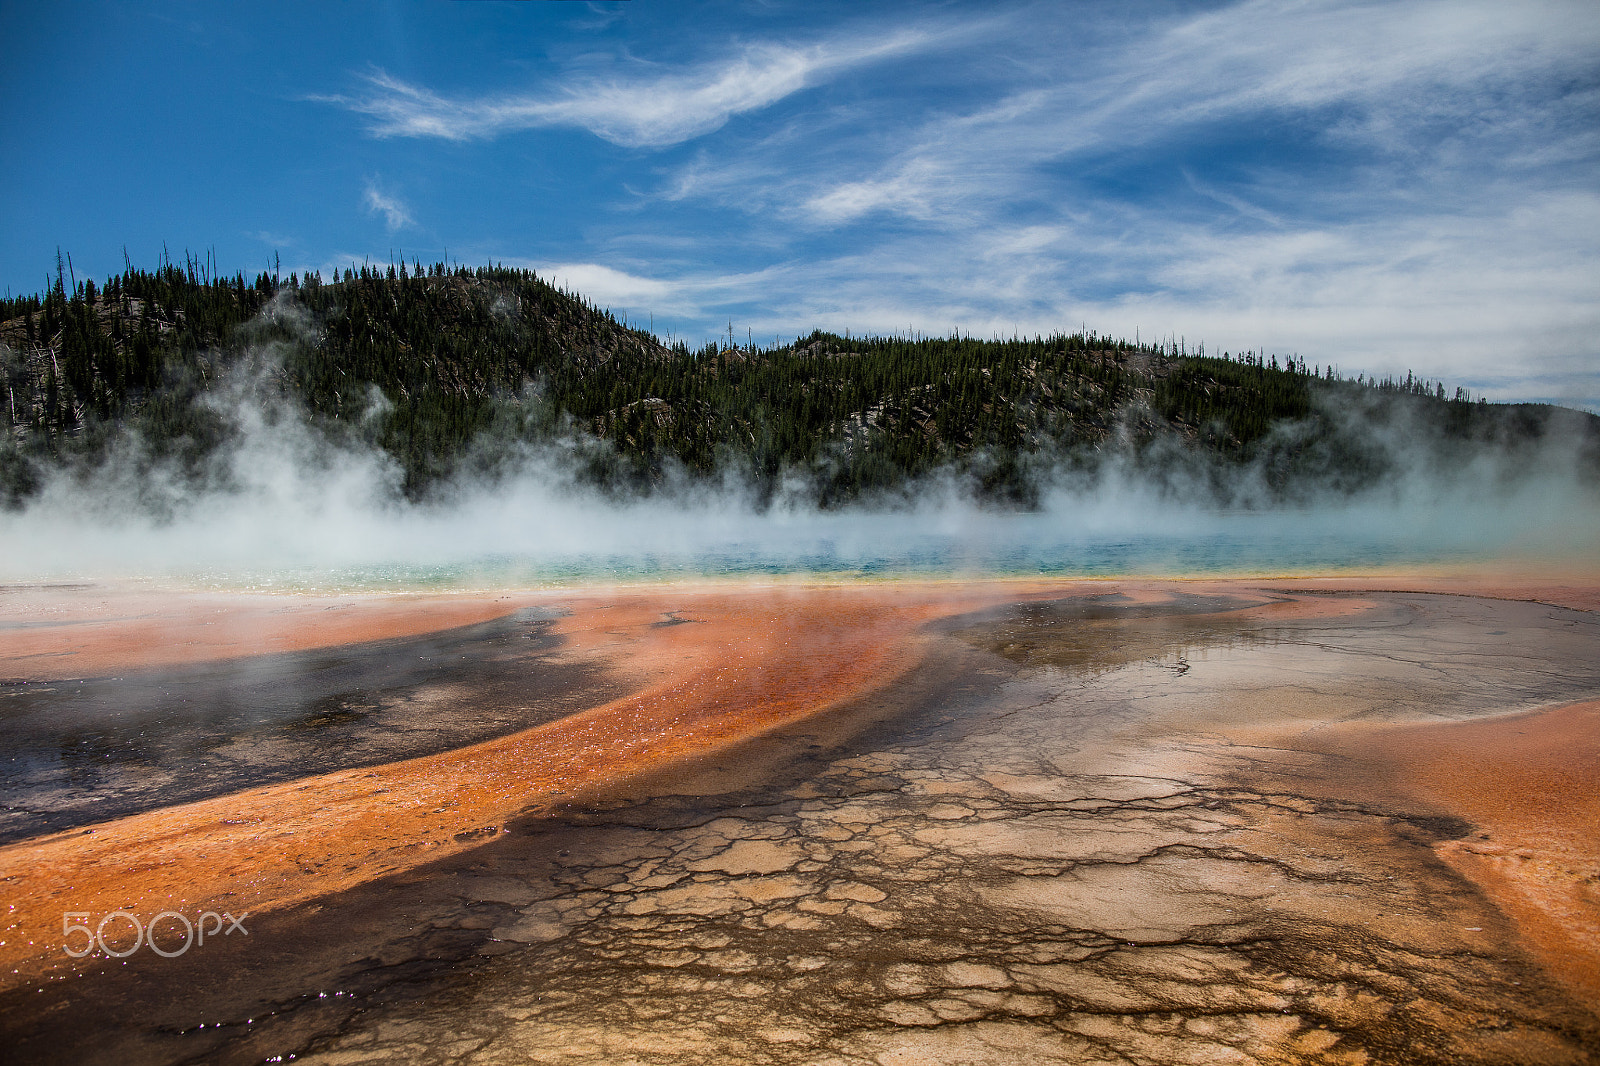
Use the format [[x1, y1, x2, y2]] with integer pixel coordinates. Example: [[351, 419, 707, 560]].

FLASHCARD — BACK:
[[172, 525, 1483, 594]]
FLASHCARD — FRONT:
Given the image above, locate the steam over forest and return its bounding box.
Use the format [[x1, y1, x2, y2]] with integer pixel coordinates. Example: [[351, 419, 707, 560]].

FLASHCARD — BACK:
[[2, 254, 1596, 512]]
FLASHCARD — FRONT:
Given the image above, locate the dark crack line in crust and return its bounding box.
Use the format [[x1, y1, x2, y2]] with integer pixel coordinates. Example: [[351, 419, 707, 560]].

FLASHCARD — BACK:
[[9, 588, 1600, 1066]]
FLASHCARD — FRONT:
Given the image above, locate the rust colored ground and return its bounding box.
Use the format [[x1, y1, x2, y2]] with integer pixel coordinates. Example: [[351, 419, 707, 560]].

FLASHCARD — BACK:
[[0, 587, 526, 676], [0, 578, 1355, 991], [1315, 699, 1600, 1009], [0, 573, 1587, 1012], [1251, 567, 1600, 1013], [0, 581, 1058, 991]]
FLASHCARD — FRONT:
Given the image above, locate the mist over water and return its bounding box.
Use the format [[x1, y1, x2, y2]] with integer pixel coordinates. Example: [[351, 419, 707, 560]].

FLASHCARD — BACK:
[[2, 358, 1596, 591]]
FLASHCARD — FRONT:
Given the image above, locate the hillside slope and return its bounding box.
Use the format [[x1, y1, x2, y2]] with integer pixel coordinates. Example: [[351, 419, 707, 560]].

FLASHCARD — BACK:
[[2, 259, 1595, 510]]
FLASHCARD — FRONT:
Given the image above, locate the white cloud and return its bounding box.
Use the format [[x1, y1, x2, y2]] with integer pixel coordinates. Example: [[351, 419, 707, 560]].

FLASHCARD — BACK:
[[566, 184, 1599, 405], [536, 262, 680, 310], [759, 0, 1600, 227], [363, 181, 414, 231], [1179, 169, 1285, 229], [804, 156, 949, 224], [330, 29, 939, 149], [507, 258, 787, 324], [315, 1, 1599, 406], [606, 0, 1598, 404]]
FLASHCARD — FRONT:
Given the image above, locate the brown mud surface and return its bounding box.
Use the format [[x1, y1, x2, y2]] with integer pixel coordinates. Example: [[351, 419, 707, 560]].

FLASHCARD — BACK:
[[0, 577, 1596, 1065]]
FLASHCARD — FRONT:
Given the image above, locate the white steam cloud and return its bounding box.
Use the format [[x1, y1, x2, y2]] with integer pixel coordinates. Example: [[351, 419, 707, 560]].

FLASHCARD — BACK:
[[2, 344, 1595, 591]]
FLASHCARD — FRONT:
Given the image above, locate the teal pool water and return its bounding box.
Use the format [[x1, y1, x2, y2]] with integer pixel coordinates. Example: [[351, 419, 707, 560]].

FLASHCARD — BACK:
[[7, 484, 1589, 592], [157, 525, 1488, 593]]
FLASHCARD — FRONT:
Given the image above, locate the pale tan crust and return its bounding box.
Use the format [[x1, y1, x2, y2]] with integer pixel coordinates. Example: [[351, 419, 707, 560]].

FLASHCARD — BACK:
[[1228, 565, 1600, 1013], [1255, 561, 1600, 613], [0, 580, 1027, 988], [1302, 699, 1600, 1009], [0, 587, 529, 677], [0, 570, 1594, 1025]]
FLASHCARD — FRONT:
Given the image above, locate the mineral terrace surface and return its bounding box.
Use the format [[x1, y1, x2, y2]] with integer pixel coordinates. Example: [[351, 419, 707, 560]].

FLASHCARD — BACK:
[[3, 586, 1597, 1065]]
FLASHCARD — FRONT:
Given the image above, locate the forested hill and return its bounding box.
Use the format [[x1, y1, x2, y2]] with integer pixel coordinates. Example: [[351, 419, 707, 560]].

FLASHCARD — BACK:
[[1, 258, 1596, 510]]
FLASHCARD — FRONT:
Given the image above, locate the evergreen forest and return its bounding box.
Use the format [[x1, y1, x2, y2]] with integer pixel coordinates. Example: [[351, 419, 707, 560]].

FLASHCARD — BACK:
[[1, 255, 1595, 512]]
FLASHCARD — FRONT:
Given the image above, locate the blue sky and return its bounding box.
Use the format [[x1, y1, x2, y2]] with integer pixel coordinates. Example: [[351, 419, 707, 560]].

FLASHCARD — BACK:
[[3, 0, 1597, 408]]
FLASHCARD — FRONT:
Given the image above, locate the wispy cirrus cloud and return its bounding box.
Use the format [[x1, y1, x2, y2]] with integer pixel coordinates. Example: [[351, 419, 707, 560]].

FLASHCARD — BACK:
[[509, 258, 785, 323], [543, 183, 1600, 408], [573, 0, 1597, 409], [771, 0, 1600, 227], [327, 29, 941, 149], [310, 0, 1597, 407], [363, 180, 414, 231]]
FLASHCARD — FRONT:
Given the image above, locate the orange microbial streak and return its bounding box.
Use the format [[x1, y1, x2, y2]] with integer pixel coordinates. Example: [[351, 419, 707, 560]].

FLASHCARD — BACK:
[[0, 588, 527, 675], [1327, 699, 1600, 1008], [0, 581, 1018, 989]]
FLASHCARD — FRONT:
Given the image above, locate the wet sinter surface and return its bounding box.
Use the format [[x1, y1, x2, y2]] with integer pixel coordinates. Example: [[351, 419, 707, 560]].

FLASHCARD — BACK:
[[3, 588, 1598, 1065], [0, 608, 621, 843]]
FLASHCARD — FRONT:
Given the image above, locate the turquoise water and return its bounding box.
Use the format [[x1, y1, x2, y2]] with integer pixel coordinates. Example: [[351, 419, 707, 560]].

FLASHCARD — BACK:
[[10, 482, 1585, 592], [165, 525, 1486, 593]]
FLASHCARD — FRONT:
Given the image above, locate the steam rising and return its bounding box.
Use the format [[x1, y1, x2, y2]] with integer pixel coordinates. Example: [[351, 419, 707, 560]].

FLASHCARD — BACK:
[[3, 348, 1596, 590]]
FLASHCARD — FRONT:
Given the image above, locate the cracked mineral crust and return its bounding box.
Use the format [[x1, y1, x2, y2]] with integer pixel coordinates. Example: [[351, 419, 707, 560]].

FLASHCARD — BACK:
[[2, 583, 1596, 1066]]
